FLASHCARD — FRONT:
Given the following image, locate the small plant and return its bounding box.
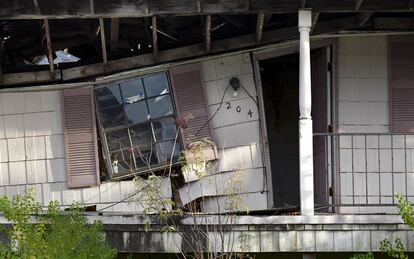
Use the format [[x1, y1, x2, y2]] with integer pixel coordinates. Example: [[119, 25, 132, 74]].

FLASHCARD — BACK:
[[350, 253, 374, 259], [0, 189, 117, 259], [131, 175, 183, 232], [379, 238, 407, 259], [350, 193, 413, 259], [376, 193, 413, 259]]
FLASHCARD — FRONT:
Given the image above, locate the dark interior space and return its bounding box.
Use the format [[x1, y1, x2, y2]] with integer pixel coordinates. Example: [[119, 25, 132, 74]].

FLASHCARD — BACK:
[[259, 47, 329, 210], [260, 53, 300, 209]]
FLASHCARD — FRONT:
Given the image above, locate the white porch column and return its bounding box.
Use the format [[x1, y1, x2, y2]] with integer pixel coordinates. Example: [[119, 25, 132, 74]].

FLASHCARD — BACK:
[[298, 10, 314, 216]]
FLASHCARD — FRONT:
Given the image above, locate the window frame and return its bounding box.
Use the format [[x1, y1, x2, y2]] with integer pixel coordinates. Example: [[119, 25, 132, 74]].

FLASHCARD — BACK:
[[94, 71, 182, 180]]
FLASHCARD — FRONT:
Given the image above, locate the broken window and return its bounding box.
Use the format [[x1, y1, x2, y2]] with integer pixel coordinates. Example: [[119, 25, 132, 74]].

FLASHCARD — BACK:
[[95, 73, 181, 179]]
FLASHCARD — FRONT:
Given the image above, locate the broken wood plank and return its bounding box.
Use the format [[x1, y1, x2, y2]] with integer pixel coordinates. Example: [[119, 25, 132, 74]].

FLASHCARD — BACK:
[[205, 15, 211, 52], [99, 18, 108, 64], [354, 0, 364, 10], [43, 19, 55, 74], [311, 12, 320, 32], [202, 0, 246, 13], [0, 40, 3, 82], [357, 12, 373, 26], [0, 15, 381, 85], [256, 13, 264, 43], [244, 0, 250, 11], [152, 16, 158, 60], [110, 18, 119, 52], [373, 17, 414, 30], [32, 0, 41, 14], [1, 1, 414, 19], [90, 0, 95, 14], [60, 16, 365, 81], [195, 0, 201, 12], [1, 70, 61, 86]]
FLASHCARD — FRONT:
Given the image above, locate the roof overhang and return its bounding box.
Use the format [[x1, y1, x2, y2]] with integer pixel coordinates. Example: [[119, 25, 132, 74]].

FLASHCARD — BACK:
[[0, 0, 413, 88]]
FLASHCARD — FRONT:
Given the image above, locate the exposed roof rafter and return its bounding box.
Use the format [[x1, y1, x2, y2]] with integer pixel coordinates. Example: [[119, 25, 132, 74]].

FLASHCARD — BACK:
[[256, 13, 265, 44], [357, 12, 374, 26], [110, 18, 119, 53], [90, 0, 95, 14], [354, 0, 364, 10], [1, 15, 372, 86], [0, 39, 3, 82], [99, 18, 108, 64], [32, 0, 41, 15], [205, 15, 211, 53], [152, 16, 158, 60], [311, 12, 320, 32], [43, 19, 55, 74], [2, 1, 414, 19]]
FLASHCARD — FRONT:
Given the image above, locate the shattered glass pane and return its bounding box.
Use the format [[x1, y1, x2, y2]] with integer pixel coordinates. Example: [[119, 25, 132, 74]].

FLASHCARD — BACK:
[[95, 85, 126, 128], [156, 140, 181, 163], [152, 117, 177, 141], [120, 79, 145, 104], [95, 72, 181, 176], [147, 95, 173, 119], [106, 128, 131, 151], [110, 149, 135, 173], [143, 74, 169, 97], [123, 101, 148, 124], [135, 145, 159, 169], [130, 123, 152, 147]]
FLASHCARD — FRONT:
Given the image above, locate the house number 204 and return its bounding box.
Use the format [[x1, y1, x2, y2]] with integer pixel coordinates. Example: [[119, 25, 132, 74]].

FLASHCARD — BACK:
[[225, 102, 253, 118]]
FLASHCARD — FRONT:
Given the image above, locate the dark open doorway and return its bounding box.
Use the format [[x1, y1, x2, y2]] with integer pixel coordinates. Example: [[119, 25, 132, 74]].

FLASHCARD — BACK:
[[259, 47, 330, 210]]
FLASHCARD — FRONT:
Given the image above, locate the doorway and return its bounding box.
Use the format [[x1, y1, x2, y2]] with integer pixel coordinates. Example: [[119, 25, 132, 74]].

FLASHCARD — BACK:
[[258, 47, 330, 210]]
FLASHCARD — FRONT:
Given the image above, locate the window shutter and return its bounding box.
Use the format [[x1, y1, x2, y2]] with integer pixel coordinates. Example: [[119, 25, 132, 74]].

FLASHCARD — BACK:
[[169, 63, 213, 146], [63, 87, 100, 188], [390, 36, 414, 133]]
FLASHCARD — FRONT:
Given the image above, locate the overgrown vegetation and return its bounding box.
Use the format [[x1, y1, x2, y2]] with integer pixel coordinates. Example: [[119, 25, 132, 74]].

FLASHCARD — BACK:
[[132, 170, 251, 259], [350, 193, 413, 259], [0, 189, 117, 259], [129, 130, 252, 258]]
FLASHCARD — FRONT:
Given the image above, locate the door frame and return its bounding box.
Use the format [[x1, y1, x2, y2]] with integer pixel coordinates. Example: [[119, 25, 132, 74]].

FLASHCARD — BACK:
[[251, 38, 337, 209]]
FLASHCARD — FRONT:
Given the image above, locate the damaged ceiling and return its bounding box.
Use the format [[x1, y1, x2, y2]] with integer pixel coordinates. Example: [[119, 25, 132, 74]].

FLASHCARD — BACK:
[[0, 0, 414, 86]]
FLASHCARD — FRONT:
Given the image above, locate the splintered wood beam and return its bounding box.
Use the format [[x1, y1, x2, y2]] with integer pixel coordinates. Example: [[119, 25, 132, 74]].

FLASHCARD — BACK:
[[372, 17, 414, 29], [256, 13, 265, 43], [244, 0, 250, 11], [4, 1, 414, 19], [205, 15, 211, 52], [152, 16, 158, 60], [357, 12, 373, 26], [196, 0, 202, 12], [311, 12, 320, 32], [90, 0, 95, 14], [1, 16, 378, 86], [99, 18, 108, 64], [0, 39, 3, 82], [43, 19, 54, 74], [355, 0, 364, 10], [110, 18, 119, 53], [32, 0, 41, 14]]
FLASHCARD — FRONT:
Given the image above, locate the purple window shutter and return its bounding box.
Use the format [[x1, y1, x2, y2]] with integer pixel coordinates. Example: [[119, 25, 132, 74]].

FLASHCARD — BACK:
[[63, 87, 100, 188], [390, 36, 414, 133], [169, 63, 212, 146]]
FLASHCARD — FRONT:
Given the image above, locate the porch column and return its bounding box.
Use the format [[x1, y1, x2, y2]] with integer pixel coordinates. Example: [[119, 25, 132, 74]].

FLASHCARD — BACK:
[[298, 9, 314, 216]]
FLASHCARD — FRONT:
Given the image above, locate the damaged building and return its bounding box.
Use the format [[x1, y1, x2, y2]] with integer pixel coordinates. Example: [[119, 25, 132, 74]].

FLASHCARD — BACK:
[[1, 0, 414, 258]]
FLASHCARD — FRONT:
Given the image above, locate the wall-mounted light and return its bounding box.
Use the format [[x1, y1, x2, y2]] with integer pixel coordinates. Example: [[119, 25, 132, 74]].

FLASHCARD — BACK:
[[229, 77, 240, 98]]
